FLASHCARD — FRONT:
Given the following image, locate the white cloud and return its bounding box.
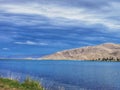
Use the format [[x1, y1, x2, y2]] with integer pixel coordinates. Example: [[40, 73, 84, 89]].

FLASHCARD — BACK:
[[0, 2, 120, 30], [2, 48, 9, 50], [15, 40, 48, 46]]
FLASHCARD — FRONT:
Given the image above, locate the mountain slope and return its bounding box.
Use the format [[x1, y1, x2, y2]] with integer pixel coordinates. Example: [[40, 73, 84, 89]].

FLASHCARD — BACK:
[[41, 43, 120, 60]]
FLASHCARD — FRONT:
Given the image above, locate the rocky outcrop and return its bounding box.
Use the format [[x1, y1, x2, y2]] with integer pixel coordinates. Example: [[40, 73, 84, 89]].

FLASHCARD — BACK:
[[41, 43, 120, 60]]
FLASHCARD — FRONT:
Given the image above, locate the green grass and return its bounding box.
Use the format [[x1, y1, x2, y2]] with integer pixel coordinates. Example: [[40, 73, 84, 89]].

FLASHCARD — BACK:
[[0, 77, 44, 90]]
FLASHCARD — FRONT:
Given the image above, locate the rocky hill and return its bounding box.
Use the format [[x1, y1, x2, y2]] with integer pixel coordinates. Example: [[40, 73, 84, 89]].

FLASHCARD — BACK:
[[41, 43, 120, 61]]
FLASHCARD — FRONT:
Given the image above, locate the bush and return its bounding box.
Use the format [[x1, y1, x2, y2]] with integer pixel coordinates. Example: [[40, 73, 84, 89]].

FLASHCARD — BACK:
[[0, 77, 44, 90], [21, 77, 43, 90]]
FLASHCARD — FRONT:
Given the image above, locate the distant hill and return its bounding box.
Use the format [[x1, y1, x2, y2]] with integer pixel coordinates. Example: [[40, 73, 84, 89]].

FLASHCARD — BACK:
[[41, 43, 120, 61]]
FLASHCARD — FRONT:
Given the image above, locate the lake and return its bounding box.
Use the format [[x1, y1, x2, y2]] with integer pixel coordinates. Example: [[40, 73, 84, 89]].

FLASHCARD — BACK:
[[0, 60, 120, 90]]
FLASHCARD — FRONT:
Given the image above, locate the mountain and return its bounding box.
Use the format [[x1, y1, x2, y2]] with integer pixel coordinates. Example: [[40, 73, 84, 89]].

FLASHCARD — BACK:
[[41, 43, 120, 60]]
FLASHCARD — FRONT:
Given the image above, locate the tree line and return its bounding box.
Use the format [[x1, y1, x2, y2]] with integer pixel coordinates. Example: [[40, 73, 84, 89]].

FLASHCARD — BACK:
[[94, 57, 120, 61]]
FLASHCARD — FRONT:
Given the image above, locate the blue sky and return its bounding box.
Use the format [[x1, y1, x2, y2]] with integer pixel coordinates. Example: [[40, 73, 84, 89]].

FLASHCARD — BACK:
[[0, 0, 120, 58]]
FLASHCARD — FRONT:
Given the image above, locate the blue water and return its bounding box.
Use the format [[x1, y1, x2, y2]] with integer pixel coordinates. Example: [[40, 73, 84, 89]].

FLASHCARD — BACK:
[[0, 60, 120, 90]]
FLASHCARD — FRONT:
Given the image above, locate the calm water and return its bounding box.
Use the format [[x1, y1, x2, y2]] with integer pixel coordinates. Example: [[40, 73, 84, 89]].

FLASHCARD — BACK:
[[0, 60, 120, 90]]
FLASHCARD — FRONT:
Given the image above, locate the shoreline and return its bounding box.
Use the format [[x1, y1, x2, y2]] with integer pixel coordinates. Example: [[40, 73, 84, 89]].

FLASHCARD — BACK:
[[0, 58, 120, 62]]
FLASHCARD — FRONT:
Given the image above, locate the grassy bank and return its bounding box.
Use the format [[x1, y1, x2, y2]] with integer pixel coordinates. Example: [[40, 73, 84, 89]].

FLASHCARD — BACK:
[[0, 77, 44, 90]]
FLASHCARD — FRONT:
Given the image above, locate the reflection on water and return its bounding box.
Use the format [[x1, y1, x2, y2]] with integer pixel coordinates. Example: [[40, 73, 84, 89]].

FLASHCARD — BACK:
[[0, 60, 120, 90]]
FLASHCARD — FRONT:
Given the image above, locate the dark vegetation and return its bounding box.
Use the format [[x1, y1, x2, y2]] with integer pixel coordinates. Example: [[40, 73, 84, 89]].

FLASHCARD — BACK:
[[94, 57, 120, 61]]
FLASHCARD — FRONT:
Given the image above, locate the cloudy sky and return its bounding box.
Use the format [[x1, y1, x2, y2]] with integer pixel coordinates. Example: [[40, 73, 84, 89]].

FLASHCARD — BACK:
[[0, 0, 120, 58]]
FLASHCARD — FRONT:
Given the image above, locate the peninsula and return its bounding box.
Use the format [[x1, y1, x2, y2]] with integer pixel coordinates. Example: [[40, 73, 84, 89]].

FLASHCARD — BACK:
[[41, 43, 120, 61]]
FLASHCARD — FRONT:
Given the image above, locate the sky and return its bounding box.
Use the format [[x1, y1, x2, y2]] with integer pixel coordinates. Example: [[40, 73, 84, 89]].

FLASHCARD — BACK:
[[0, 0, 120, 58]]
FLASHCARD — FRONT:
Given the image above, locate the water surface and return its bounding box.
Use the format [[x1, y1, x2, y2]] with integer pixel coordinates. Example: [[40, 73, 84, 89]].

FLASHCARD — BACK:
[[0, 60, 120, 90]]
